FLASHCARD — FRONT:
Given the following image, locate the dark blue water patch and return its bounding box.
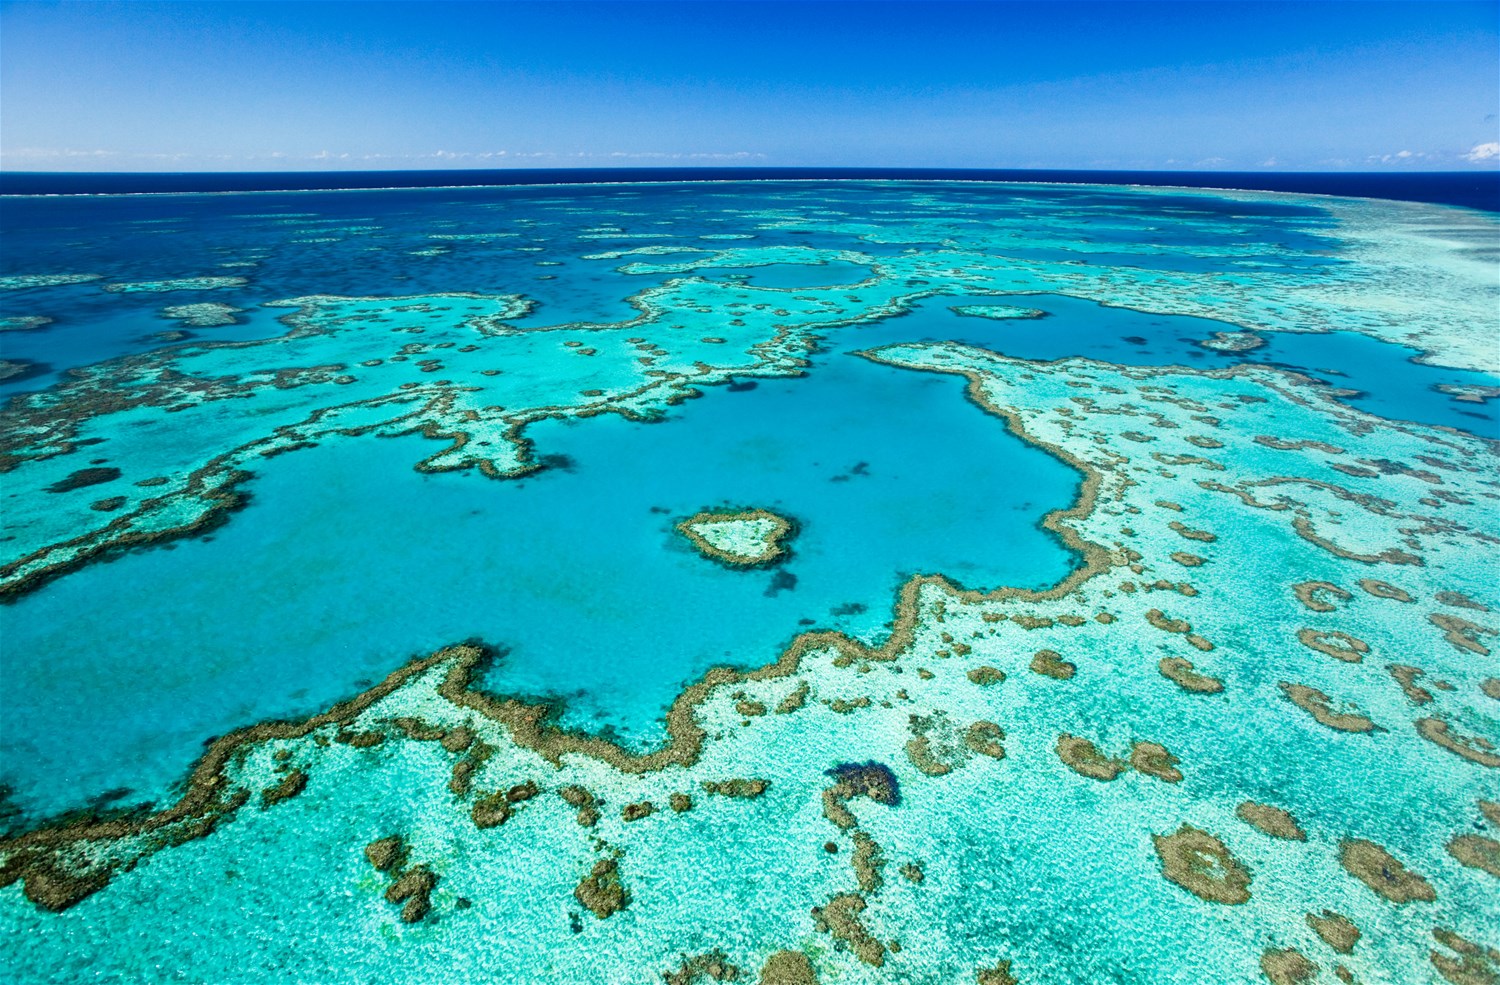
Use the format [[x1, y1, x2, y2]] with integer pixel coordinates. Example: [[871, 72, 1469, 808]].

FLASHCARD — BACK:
[[1246, 332, 1500, 439], [825, 762, 901, 806], [0, 179, 1336, 388], [6, 168, 1495, 212], [864, 292, 1500, 438], [0, 303, 294, 397], [843, 291, 1242, 361]]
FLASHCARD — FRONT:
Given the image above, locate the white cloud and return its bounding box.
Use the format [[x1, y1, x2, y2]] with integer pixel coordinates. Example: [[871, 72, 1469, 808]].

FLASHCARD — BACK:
[[1464, 141, 1499, 162], [604, 151, 764, 161], [1259, 157, 1278, 167], [1367, 149, 1433, 164], [0, 146, 115, 159]]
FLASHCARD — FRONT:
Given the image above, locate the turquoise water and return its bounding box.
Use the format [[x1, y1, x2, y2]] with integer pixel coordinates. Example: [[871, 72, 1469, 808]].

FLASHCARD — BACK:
[[2, 180, 1498, 984], [1, 328, 1078, 821]]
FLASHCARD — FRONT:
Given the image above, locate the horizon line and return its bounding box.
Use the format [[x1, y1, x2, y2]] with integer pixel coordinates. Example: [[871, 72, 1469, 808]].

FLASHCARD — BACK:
[[5, 165, 1499, 177]]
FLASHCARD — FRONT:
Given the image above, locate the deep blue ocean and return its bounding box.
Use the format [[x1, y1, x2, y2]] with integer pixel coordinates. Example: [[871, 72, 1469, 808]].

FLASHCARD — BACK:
[[2, 167, 1497, 211]]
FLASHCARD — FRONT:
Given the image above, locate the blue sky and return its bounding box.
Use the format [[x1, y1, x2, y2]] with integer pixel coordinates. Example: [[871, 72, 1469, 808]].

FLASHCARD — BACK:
[[2, 0, 1496, 172]]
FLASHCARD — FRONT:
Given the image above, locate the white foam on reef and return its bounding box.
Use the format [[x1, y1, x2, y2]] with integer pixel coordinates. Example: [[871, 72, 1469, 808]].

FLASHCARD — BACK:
[[950, 303, 1047, 320], [0, 315, 53, 332], [102, 277, 248, 293], [160, 303, 242, 327], [0, 273, 101, 290]]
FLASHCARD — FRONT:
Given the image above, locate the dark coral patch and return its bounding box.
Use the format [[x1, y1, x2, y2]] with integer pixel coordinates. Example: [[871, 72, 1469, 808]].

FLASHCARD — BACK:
[[575, 857, 629, 919], [1152, 824, 1251, 904], [45, 467, 122, 493], [824, 762, 900, 807]]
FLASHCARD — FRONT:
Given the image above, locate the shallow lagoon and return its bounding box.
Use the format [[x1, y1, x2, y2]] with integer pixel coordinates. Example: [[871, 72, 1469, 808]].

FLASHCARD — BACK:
[[0, 318, 1079, 821]]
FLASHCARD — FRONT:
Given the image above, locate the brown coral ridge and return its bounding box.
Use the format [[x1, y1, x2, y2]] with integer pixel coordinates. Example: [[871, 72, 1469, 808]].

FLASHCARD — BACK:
[[1296, 629, 1370, 663], [850, 831, 886, 893], [559, 785, 601, 827], [1146, 608, 1192, 634], [1056, 735, 1127, 781], [966, 665, 1006, 686], [1255, 435, 1344, 454], [1431, 927, 1500, 985], [1168, 520, 1216, 542], [471, 782, 539, 829], [1415, 718, 1500, 768], [363, 837, 437, 923], [574, 857, 629, 919], [364, 835, 406, 873], [701, 778, 769, 799], [965, 722, 1007, 760], [811, 893, 884, 967], [259, 769, 308, 808], [1338, 839, 1435, 903], [1152, 824, 1252, 904], [977, 961, 1020, 985], [1447, 834, 1500, 877], [1279, 683, 1380, 733], [1130, 742, 1183, 783], [2, 462, 256, 601], [822, 762, 900, 830], [1436, 591, 1491, 612], [385, 863, 439, 923], [1430, 613, 1497, 656], [757, 951, 818, 985], [1307, 910, 1361, 954], [663, 949, 742, 984], [1388, 664, 1434, 705], [1159, 656, 1224, 694], [1029, 649, 1075, 679], [1293, 581, 1352, 613], [905, 715, 962, 777], [676, 507, 798, 568], [1359, 579, 1413, 603], [775, 681, 810, 714], [1235, 801, 1306, 841], [1260, 948, 1318, 985], [44, 466, 122, 493]]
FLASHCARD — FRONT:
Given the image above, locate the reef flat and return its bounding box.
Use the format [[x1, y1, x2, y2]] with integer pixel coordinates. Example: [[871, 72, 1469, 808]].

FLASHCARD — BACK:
[[678, 508, 797, 567], [1, 180, 1497, 984]]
